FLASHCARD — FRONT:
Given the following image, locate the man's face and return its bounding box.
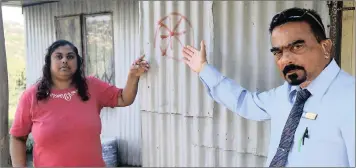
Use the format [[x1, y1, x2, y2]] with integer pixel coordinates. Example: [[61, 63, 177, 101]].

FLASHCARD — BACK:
[[270, 21, 331, 86]]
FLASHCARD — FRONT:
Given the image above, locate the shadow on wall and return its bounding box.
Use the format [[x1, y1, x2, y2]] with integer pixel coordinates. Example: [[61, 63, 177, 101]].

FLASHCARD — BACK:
[[116, 138, 142, 167], [117, 138, 128, 166]]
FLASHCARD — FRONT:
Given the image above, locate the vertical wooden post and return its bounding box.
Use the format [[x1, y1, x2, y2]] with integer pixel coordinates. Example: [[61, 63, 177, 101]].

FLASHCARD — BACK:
[[0, 2, 11, 167], [328, 1, 343, 66], [340, 1, 355, 76]]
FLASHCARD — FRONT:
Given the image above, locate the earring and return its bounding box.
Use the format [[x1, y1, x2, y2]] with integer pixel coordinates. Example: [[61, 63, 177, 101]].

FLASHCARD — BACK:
[[325, 53, 329, 59]]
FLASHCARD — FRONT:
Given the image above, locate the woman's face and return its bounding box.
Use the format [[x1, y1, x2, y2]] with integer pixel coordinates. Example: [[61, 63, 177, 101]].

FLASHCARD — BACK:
[[50, 45, 78, 81]]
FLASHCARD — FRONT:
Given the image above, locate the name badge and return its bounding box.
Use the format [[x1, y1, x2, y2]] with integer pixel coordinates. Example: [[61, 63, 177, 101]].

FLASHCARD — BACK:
[[303, 112, 318, 120]]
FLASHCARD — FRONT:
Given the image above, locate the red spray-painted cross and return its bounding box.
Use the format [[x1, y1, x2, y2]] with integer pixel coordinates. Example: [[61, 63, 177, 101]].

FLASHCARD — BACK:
[[154, 12, 194, 61]]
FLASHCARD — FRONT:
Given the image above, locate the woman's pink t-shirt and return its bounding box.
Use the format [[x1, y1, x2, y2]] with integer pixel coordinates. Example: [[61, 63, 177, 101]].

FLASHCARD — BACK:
[[9, 76, 123, 167]]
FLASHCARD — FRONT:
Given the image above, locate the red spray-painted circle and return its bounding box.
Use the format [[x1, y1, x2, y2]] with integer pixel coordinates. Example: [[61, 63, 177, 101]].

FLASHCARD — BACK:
[[154, 12, 195, 62]]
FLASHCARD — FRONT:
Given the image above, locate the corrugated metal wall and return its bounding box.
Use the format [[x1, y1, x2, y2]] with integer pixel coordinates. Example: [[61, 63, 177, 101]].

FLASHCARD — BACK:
[[139, 1, 330, 167], [23, 0, 141, 166], [23, 0, 332, 166], [109, 0, 142, 166]]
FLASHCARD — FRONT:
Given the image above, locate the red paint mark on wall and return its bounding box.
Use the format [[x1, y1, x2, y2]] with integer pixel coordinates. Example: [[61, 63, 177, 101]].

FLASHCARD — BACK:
[[154, 12, 194, 61]]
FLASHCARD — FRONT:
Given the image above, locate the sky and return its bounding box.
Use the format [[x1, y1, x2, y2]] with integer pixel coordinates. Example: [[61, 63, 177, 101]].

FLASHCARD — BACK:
[[1, 6, 24, 24]]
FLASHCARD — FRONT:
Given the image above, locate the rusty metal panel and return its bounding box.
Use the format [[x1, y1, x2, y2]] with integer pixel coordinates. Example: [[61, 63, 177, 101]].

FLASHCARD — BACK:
[[140, 0, 330, 167]]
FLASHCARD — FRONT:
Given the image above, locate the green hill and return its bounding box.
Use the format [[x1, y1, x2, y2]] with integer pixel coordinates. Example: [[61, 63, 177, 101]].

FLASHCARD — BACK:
[[4, 20, 26, 125]]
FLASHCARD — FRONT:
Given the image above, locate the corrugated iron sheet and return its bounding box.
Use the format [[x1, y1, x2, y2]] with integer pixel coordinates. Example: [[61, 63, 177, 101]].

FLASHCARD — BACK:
[[22, 0, 332, 166], [23, 0, 141, 166], [139, 1, 330, 167]]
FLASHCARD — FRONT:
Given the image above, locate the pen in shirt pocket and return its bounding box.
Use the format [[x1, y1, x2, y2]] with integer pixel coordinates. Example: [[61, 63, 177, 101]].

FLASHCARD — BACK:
[[298, 127, 309, 152]]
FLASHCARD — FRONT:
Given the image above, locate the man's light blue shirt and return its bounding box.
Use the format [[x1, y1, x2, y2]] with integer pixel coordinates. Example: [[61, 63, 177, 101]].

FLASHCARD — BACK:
[[198, 59, 355, 167]]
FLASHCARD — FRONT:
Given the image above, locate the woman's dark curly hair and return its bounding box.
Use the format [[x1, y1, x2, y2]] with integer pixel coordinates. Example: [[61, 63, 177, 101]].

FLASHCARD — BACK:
[[36, 40, 90, 101]]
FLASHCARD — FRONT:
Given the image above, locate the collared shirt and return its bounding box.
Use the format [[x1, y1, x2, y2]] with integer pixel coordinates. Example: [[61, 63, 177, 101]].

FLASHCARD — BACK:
[[198, 59, 355, 167]]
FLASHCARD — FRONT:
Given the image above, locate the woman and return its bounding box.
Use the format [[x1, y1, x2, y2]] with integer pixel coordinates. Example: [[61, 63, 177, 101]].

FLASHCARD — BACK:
[[9, 40, 149, 167]]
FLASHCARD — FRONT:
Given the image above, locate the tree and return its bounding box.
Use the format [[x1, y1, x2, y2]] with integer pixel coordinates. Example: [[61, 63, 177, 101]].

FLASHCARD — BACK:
[[0, 5, 11, 167]]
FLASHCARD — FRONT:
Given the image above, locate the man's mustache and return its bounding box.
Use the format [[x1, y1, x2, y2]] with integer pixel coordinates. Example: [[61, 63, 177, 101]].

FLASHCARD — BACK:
[[283, 64, 305, 76]]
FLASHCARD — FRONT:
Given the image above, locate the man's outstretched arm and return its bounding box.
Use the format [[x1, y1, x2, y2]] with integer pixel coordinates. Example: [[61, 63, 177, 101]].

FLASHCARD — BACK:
[[182, 40, 273, 121]]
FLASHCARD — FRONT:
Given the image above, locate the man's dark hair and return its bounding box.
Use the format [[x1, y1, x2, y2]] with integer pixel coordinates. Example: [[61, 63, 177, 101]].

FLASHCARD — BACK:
[[269, 7, 327, 42]]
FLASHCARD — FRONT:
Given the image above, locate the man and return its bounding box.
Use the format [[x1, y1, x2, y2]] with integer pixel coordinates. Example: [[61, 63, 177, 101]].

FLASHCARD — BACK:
[[182, 7, 355, 167]]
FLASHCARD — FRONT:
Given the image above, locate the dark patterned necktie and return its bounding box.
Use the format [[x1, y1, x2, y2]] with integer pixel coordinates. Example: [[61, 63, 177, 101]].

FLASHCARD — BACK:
[[269, 89, 312, 167]]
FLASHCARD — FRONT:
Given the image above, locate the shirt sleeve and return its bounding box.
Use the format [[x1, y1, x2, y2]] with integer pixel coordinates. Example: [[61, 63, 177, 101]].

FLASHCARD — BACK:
[[88, 76, 123, 108], [198, 64, 274, 121], [9, 90, 33, 137]]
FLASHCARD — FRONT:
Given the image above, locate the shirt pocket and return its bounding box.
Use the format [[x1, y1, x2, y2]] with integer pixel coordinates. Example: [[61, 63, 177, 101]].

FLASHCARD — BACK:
[[302, 111, 342, 147], [301, 122, 346, 166]]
